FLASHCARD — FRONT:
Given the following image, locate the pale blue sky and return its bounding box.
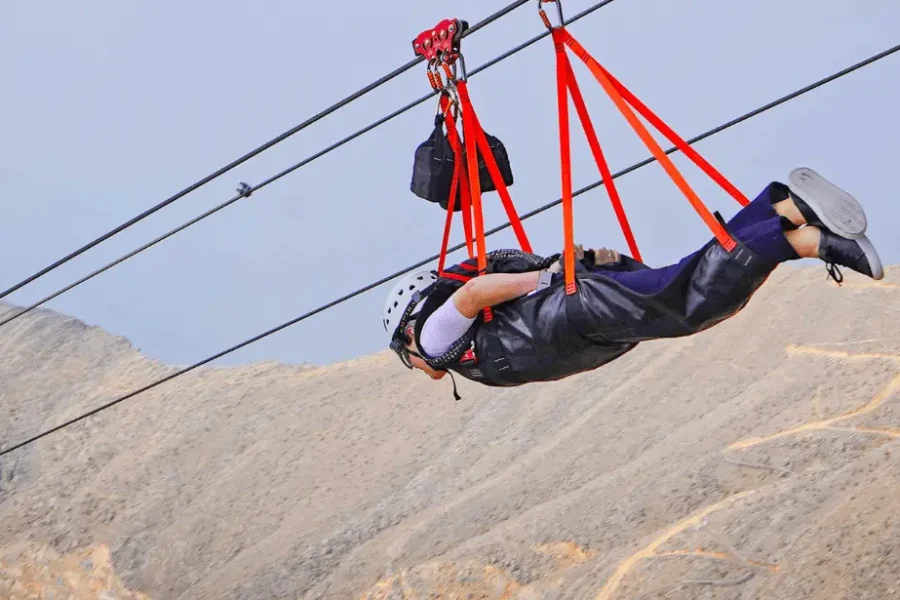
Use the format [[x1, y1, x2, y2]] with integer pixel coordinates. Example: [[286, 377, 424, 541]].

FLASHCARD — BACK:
[[1, 0, 898, 367]]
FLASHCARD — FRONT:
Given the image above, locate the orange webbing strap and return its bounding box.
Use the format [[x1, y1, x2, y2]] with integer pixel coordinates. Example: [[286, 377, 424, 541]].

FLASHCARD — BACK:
[[553, 34, 577, 295], [456, 81, 533, 254], [457, 81, 493, 321], [442, 104, 475, 258], [457, 164, 474, 255], [441, 271, 474, 284], [559, 30, 738, 252], [553, 29, 643, 273], [436, 97, 474, 276], [563, 60, 643, 263], [596, 65, 750, 208], [436, 138, 462, 275], [455, 80, 534, 321]]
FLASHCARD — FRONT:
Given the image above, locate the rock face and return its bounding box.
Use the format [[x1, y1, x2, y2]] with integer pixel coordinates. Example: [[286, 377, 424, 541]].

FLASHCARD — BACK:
[[0, 543, 149, 600], [1, 265, 899, 600]]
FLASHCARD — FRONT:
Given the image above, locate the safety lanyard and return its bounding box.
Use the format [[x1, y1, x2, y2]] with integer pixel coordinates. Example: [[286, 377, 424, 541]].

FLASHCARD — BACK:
[[435, 92, 474, 276], [540, 0, 750, 295], [414, 18, 533, 321]]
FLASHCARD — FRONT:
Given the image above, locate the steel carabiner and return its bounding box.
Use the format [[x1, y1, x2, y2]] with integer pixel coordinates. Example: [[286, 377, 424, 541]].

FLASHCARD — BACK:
[[537, 0, 565, 30]]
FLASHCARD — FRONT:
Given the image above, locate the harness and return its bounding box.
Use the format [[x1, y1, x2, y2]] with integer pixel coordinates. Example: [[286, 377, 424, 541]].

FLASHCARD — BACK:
[[409, 2, 752, 294], [388, 250, 558, 397], [397, 2, 767, 392]]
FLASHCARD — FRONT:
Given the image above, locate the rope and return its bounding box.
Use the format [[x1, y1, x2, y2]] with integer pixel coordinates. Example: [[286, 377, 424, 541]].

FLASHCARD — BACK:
[[0, 0, 620, 330], [1, 42, 897, 458], [0, 0, 533, 303]]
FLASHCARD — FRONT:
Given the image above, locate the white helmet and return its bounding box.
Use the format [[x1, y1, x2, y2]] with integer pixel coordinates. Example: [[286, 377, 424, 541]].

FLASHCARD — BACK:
[[383, 270, 437, 339]]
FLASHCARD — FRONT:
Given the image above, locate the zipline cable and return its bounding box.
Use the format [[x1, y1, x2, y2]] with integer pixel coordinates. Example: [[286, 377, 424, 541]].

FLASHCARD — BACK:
[[2, 41, 896, 458], [0, 0, 533, 303], [0, 0, 620, 331]]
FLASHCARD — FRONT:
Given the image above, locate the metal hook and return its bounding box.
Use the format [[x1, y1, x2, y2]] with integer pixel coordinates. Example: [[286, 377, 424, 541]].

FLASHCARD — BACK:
[[436, 61, 457, 91], [456, 54, 468, 82], [446, 87, 461, 112], [538, 0, 565, 29], [434, 87, 459, 119], [427, 60, 442, 90]]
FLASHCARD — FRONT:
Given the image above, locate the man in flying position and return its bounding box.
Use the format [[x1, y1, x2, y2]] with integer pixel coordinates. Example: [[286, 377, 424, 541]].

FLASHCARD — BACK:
[[383, 168, 884, 393]]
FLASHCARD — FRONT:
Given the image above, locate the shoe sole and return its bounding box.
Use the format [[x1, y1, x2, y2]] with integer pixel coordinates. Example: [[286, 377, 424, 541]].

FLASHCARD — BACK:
[[857, 235, 885, 280], [788, 167, 867, 239]]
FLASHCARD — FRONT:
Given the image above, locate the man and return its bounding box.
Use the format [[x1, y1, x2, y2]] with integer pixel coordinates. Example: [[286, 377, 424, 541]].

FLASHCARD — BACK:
[[383, 168, 883, 393]]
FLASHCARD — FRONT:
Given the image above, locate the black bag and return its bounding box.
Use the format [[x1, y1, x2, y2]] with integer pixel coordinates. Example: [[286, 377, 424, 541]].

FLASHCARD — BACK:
[[411, 113, 514, 212], [411, 114, 458, 210], [472, 131, 515, 194]]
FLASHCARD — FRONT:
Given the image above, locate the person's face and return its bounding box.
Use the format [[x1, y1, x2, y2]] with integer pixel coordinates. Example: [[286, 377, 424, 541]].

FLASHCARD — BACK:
[[401, 326, 446, 380]]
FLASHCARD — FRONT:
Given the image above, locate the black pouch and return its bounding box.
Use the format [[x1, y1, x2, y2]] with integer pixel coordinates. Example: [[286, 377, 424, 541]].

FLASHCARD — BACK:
[[411, 113, 458, 210], [469, 130, 514, 193], [410, 114, 514, 212]]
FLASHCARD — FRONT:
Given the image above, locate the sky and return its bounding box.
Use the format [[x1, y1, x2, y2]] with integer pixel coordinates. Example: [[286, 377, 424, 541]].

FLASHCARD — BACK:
[[1, 0, 898, 369]]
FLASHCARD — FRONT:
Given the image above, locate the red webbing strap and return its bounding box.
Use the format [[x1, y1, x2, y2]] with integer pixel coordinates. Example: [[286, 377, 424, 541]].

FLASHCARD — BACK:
[[443, 106, 475, 258], [552, 32, 577, 295], [456, 80, 533, 254], [441, 271, 473, 284], [436, 136, 462, 275], [597, 64, 750, 208], [555, 29, 643, 264], [436, 97, 475, 276], [560, 30, 737, 252], [456, 81, 493, 321], [458, 163, 474, 254]]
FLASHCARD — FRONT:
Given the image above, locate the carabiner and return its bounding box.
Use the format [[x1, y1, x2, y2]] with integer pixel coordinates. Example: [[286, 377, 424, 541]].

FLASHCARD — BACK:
[[455, 53, 468, 82], [537, 0, 565, 30], [435, 87, 460, 119], [434, 57, 466, 91], [426, 60, 443, 91]]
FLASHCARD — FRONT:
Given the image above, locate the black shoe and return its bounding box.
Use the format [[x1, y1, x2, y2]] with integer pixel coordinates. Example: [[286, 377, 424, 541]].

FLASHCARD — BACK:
[[788, 167, 867, 239], [818, 229, 884, 282]]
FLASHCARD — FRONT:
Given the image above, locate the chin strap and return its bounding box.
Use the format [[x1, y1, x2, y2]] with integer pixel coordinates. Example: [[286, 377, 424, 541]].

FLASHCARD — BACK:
[[447, 370, 462, 401]]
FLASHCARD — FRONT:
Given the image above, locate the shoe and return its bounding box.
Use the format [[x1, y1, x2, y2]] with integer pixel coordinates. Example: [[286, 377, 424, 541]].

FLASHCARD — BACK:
[[788, 167, 867, 239], [818, 229, 884, 282]]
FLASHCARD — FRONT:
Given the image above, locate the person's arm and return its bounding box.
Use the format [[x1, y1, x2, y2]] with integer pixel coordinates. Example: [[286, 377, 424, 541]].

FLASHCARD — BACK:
[[452, 271, 545, 319]]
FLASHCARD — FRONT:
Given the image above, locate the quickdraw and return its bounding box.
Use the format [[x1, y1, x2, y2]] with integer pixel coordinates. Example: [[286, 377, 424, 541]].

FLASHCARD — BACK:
[[539, 0, 750, 294], [412, 17, 533, 322]]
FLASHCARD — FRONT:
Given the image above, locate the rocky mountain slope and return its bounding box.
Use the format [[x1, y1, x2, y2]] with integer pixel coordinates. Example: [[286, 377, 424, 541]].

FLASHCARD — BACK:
[[1, 265, 898, 599]]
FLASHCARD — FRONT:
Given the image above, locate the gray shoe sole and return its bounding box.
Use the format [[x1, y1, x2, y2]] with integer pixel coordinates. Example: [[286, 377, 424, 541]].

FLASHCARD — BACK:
[[856, 235, 885, 281], [788, 167, 867, 239]]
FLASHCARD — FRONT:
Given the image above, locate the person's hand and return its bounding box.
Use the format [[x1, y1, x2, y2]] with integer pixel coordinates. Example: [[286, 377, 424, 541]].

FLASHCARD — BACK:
[[591, 247, 620, 265], [548, 244, 585, 273]]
